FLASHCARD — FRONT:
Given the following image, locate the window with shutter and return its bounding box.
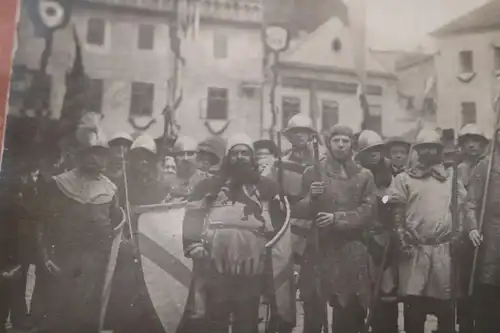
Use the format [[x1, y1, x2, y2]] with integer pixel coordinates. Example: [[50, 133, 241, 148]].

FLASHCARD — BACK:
[[87, 18, 106, 46], [206, 87, 228, 120], [130, 82, 154, 116]]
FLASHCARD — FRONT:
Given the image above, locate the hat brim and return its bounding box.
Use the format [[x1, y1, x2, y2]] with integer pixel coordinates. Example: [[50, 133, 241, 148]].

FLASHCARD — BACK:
[[355, 143, 386, 160], [458, 134, 488, 146], [254, 140, 279, 156], [412, 142, 443, 150], [283, 126, 316, 135], [386, 140, 411, 148], [109, 138, 133, 147]]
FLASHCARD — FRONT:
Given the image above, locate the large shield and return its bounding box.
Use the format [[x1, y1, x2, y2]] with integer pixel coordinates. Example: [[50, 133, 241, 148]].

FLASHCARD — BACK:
[[135, 202, 191, 333], [266, 197, 296, 327], [99, 207, 127, 331], [279, 159, 309, 257]]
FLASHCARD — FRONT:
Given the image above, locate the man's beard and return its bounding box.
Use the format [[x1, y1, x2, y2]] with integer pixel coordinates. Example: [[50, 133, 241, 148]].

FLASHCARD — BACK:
[[227, 160, 260, 184]]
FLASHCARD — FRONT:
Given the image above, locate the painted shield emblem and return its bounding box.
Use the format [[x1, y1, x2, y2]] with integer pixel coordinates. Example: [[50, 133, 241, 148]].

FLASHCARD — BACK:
[[136, 202, 191, 333]]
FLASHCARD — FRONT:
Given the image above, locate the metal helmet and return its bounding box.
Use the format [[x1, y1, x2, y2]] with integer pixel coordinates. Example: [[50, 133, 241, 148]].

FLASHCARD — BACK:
[[130, 134, 157, 154], [172, 136, 198, 153], [108, 132, 133, 147], [283, 114, 316, 134], [385, 136, 412, 149], [75, 112, 108, 150], [458, 124, 488, 146], [226, 132, 254, 154], [356, 130, 385, 152], [197, 136, 227, 164], [78, 131, 109, 150], [413, 129, 443, 150]]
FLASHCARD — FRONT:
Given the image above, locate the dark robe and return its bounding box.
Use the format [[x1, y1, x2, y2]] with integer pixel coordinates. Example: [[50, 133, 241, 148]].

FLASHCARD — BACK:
[[30, 171, 121, 333]]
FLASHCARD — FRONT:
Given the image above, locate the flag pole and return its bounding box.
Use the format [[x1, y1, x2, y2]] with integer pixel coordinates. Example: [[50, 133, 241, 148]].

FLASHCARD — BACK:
[[120, 146, 134, 244], [349, 0, 368, 131]]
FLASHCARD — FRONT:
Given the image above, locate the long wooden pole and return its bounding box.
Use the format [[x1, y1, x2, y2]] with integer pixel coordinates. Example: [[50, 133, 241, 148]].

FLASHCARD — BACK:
[[468, 94, 500, 296], [450, 139, 459, 330], [311, 136, 329, 333], [120, 147, 134, 244]]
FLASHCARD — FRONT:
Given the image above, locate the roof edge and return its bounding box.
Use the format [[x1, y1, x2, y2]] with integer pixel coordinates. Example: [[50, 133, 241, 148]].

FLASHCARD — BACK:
[[276, 61, 398, 80]]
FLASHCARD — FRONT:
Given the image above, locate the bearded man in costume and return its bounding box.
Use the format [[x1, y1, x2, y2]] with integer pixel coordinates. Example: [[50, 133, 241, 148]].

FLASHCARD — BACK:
[[182, 133, 286, 333]]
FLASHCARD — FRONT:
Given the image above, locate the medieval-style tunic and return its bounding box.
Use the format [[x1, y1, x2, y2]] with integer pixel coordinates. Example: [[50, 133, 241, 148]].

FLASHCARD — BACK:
[[292, 155, 377, 308], [458, 157, 483, 189], [182, 175, 286, 333], [388, 165, 466, 299], [464, 154, 500, 287], [31, 170, 121, 333]]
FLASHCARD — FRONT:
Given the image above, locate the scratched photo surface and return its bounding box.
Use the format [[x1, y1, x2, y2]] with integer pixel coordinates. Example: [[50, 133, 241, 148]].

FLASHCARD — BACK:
[[2, 0, 500, 333]]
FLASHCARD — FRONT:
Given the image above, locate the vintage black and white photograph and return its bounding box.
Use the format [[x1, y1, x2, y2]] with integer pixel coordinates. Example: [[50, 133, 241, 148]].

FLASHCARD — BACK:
[[1, 0, 500, 332]]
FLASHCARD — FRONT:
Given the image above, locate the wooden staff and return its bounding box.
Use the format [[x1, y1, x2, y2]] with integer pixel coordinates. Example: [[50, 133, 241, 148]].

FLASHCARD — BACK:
[[311, 135, 329, 333], [364, 195, 393, 331], [468, 95, 500, 296], [120, 146, 134, 244], [450, 138, 459, 330]]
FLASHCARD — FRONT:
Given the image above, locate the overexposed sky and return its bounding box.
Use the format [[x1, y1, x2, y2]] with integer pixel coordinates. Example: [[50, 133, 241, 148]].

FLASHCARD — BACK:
[[363, 0, 490, 50]]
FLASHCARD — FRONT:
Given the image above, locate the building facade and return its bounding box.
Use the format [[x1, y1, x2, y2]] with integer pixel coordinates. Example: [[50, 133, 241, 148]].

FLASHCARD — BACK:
[[11, 0, 263, 141], [261, 18, 403, 139], [432, 0, 500, 137]]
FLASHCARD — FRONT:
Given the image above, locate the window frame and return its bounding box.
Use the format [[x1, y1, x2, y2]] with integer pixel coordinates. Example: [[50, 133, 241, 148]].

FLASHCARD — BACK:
[[137, 24, 155, 50], [206, 87, 229, 120], [459, 50, 474, 73], [130, 82, 155, 117], [86, 17, 107, 47], [494, 47, 500, 71], [461, 101, 477, 126]]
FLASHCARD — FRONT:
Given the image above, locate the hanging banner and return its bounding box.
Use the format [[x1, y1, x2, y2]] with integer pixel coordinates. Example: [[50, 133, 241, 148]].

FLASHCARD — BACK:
[[0, 0, 19, 167]]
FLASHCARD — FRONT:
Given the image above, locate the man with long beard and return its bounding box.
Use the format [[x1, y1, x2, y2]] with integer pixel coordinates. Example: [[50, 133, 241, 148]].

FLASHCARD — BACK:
[[293, 124, 377, 333], [388, 129, 466, 333], [30, 117, 122, 333], [182, 133, 285, 333]]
